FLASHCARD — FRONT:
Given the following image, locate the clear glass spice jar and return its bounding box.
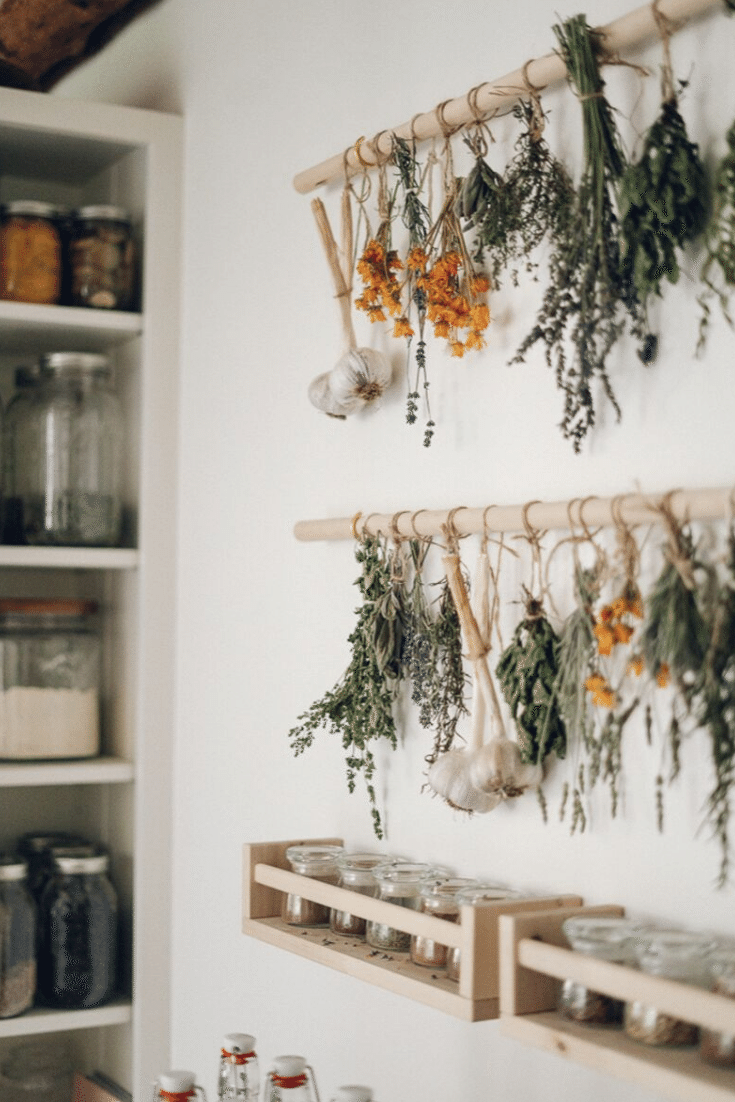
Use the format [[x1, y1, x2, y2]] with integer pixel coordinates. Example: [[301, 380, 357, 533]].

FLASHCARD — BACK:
[[624, 929, 716, 1047], [2, 364, 42, 544], [154, 1070, 208, 1102], [445, 885, 523, 982], [559, 915, 645, 1025], [218, 1032, 259, 1101], [0, 855, 36, 1018], [263, 1056, 319, 1102], [410, 877, 478, 969], [282, 844, 344, 927], [70, 205, 135, 310], [18, 352, 124, 546], [329, 853, 389, 937], [700, 948, 735, 1067], [0, 200, 63, 304], [0, 598, 100, 760], [37, 850, 117, 1009], [365, 862, 437, 952]]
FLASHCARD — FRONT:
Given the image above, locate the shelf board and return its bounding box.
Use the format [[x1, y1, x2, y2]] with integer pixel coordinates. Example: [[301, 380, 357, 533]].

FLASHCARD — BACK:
[[0, 546, 138, 570], [501, 1011, 735, 1102], [0, 998, 133, 1038], [0, 301, 142, 354], [0, 756, 134, 787]]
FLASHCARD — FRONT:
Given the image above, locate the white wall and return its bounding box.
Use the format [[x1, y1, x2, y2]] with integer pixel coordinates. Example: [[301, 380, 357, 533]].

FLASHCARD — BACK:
[[56, 2, 735, 1099]]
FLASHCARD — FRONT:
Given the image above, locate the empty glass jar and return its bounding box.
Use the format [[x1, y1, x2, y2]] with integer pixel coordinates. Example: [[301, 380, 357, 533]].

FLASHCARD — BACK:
[[282, 845, 344, 927], [0, 855, 36, 1018], [330, 853, 388, 937], [17, 352, 124, 547], [559, 915, 645, 1025], [624, 929, 716, 1046]]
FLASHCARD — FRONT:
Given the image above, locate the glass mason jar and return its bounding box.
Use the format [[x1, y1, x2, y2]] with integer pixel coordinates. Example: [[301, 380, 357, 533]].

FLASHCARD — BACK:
[[37, 850, 117, 1009], [365, 862, 438, 952], [0, 1039, 74, 1102], [0, 200, 63, 304], [329, 853, 388, 937], [0, 598, 100, 760], [282, 845, 344, 927], [559, 916, 645, 1025], [153, 1070, 208, 1102], [624, 929, 716, 1046], [263, 1056, 318, 1102], [218, 1032, 259, 1101], [16, 832, 90, 906], [70, 205, 135, 310], [700, 949, 735, 1067], [445, 885, 523, 982], [2, 364, 42, 544], [0, 855, 36, 1018], [410, 877, 478, 969], [19, 352, 124, 547]]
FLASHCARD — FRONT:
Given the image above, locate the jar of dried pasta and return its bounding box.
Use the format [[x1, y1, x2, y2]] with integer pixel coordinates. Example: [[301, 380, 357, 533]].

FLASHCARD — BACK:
[[70, 205, 135, 310], [0, 201, 63, 304], [282, 845, 344, 927], [410, 877, 478, 969], [560, 915, 645, 1025], [624, 929, 716, 1046], [700, 948, 735, 1067]]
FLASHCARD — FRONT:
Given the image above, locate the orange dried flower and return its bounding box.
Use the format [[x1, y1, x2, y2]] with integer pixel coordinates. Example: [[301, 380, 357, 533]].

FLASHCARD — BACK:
[[656, 663, 670, 689], [627, 654, 645, 677], [613, 622, 634, 645], [450, 340, 466, 358], [393, 316, 414, 338], [585, 673, 616, 708], [470, 273, 491, 294], [593, 622, 616, 656]]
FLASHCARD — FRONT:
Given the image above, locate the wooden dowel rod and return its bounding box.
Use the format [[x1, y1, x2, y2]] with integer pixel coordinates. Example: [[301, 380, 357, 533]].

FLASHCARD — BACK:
[[293, 0, 720, 194], [293, 486, 733, 542]]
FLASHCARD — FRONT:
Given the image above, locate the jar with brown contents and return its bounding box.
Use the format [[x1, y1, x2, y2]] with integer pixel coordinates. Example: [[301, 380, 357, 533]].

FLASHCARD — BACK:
[[0, 200, 63, 304], [559, 915, 647, 1025], [445, 885, 523, 982], [282, 845, 344, 927], [700, 948, 735, 1067], [0, 854, 36, 1018], [624, 929, 716, 1047], [70, 205, 135, 310], [410, 878, 478, 969], [329, 853, 388, 937], [365, 863, 448, 952]]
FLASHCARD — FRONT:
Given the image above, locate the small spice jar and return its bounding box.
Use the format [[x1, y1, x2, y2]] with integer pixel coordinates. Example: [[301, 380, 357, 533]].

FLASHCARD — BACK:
[[410, 877, 478, 969], [0, 598, 100, 760], [264, 1057, 319, 1102], [282, 844, 344, 927], [37, 849, 117, 1009], [624, 929, 716, 1047], [70, 205, 135, 310], [365, 862, 437, 952], [0, 200, 63, 304], [330, 853, 388, 937], [217, 1032, 259, 1101], [0, 855, 36, 1018], [559, 916, 645, 1025], [700, 948, 735, 1067], [445, 885, 522, 982]]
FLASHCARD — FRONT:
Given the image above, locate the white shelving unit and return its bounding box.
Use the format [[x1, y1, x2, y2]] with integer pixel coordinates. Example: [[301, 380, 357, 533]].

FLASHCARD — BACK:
[[0, 87, 182, 1097]]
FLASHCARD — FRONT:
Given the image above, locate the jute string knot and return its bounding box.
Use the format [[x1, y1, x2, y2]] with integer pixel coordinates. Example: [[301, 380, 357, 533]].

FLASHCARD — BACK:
[[655, 490, 697, 591]]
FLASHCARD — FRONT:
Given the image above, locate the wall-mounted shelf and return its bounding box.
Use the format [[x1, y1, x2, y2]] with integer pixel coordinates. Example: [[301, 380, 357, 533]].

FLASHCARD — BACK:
[[242, 838, 581, 1022], [0, 998, 132, 1039], [0, 547, 139, 570], [0, 757, 134, 787], [499, 906, 735, 1102]]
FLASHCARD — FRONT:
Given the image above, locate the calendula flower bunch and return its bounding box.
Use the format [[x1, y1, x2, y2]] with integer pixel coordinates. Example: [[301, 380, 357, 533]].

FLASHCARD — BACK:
[[412, 246, 491, 357], [585, 671, 617, 709], [593, 585, 643, 657], [355, 238, 403, 323]]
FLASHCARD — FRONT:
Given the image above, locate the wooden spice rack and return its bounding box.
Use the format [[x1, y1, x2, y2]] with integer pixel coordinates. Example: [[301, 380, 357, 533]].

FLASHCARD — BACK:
[[499, 905, 735, 1102], [242, 838, 581, 1021]]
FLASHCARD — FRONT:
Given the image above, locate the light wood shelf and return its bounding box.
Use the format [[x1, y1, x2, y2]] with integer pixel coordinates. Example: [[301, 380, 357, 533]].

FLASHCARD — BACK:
[[499, 905, 735, 1102], [242, 838, 581, 1022], [0, 998, 133, 1039], [0, 757, 134, 787]]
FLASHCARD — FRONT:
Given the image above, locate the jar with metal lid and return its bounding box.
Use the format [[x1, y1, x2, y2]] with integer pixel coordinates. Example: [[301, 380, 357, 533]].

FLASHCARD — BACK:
[[410, 877, 478, 969], [700, 948, 735, 1067], [19, 352, 124, 546], [0, 855, 36, 1018], [624, 929, 716, 1046], [0, 200, 63, 304], [153, 1070, 207, 1102], [70, 205, 135, 310], [282, 844, 344, 927], [15, 832, 90, 905], [263, 1056, 319, 1102], [365, 862, 440, 952], [329, 853, 389, 937], [218, 1032, 258, 1101], [37, 850, 117, 1009], [560, 915, 645, 1025], [0, 598, 100, 760], [445, 884, 523, 982], [2, 365, 42, 544]]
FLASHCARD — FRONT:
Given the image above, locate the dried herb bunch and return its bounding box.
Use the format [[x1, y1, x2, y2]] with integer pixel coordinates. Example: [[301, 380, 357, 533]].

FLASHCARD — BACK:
[[698, 118, 735, 350], [288, 533, 407, 838], [513, 14, 649, 452]]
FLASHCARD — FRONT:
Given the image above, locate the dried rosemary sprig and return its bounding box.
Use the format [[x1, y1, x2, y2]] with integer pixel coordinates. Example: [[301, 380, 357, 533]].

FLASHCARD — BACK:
[[495, 589, 567, 765], [698, 118, 735, 351], [288, 534, 407, 838], [513, 14, 649, 452]]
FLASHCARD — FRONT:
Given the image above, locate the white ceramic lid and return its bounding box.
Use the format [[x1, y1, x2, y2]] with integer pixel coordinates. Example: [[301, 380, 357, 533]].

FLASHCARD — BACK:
[[273, 1055, 307, 1076], [158, 1070, 196, 1092], [222, 1032, 256, 1053]]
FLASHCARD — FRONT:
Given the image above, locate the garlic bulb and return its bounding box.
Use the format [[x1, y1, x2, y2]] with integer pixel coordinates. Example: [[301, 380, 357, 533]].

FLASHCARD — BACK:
[[309, 348, 392, 419], [308, 372, 354, 419], [469, 731, 543, 799], [427, 749, 501, 814]]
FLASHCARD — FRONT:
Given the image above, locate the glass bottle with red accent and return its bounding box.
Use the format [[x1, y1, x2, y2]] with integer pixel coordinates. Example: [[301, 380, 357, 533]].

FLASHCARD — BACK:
[[153, 1070, 207, 1102], [218, 1032, 259, 1101], [263, 1056, 320, 1102]]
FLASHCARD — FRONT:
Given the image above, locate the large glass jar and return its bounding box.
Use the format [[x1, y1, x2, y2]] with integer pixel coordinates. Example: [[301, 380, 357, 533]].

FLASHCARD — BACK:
[[37, 850, 117, 1009], [700, 948, 735, 1067], [365, 863, 435, 952], [445, 885, 522, 982], [559, 916, 645, 1025], [0, 200, 63, 304], [282, 844, 344, 927], [70, 205, 135, 310], [0, 855, 36, 1018], [410, 877, 478, 969], [0, 599, 100, 760], [330, 853, 388, 938], [16, 832, 90, 907], [624, 929, 716, 1046], [18, 352, 124, 547], [2, 365, 41, 544]]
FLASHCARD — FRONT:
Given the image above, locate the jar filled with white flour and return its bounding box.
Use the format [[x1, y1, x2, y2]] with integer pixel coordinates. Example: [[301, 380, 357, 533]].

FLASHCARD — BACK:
[[0, 599, 100, 759]]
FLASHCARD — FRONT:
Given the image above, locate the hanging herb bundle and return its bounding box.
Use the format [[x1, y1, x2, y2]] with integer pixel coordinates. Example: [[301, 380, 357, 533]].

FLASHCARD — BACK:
[[698, 118, 735, 351], [618, 4, 707, 308], [402, 540, 469, 767], [455, 126, 512, 283], [512, 15, 650, 452], [287, 533, 407, 839], [495, 588, 567, 765]]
